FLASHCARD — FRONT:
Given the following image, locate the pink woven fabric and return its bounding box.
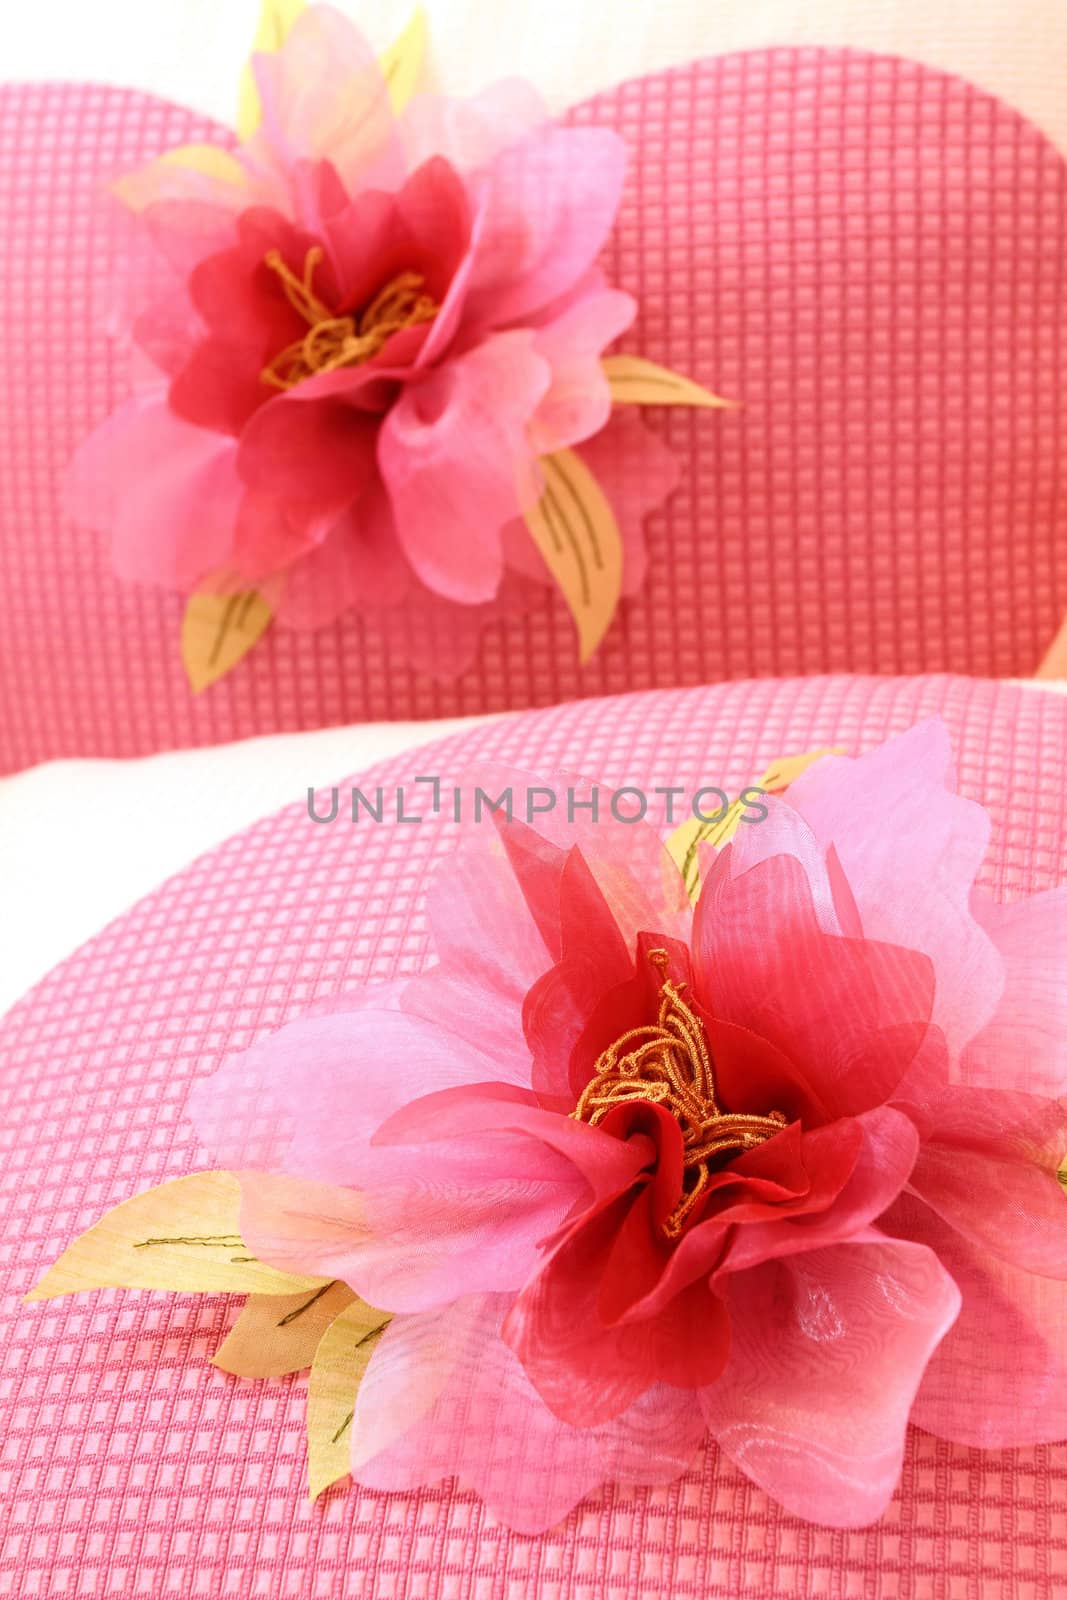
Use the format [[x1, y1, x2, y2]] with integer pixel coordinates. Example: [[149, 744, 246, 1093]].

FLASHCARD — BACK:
[[4, 53, 1067, 771], [2, 672, 1065, 1597]]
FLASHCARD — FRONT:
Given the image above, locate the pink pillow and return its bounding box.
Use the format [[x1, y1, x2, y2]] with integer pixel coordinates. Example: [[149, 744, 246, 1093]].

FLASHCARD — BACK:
[[3, 672, 1065, 1596], [3, 53, 1067, 770]]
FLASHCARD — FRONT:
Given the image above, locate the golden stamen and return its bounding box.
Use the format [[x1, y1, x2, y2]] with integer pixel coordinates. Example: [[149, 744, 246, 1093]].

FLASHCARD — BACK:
[[571, 948, 788, 1238], [260, 247, 439, 392]]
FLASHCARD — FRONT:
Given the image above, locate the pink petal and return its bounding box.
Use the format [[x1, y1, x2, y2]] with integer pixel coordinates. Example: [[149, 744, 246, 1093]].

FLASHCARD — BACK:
[[372, 1080, 652, 1203], [235, 1160, 582, 1314], [715, 1106, 920, 1275], [527, 280, 637, 455], [503, 410, 682, 596], [169, 338, 268, 435], [693, 850, 937, 1119], [356, 566, 533, 681], [236, 1170, 370, 1281], [324, 157, 471, 312], [66, 388, 242, 588], [904, 1085, 1067, 1279], [245, 6, 404, 216], [186, 1001, 511, 1176], [141, 198, 250, 282], [783, 722, 1002, 1056], [961, 887, 1067, 1095], [888, 1194, 1067, 1447], [497, 806, 690, 966], [270, 486, 411, 629], [236, 393, 380, 524], [227, 487, 324, 584], [702, 1234, 961, 1526], [402, 836, 555, 1060], [398, 80, 549, 174], [236, 1157, 580, 1317], [505, 1186, 733, 1426], [463, 126, 628, 330], [518, 847, 638, 1104], [722, 795, 848, 935], [379, 333, 551, 602], [352, 1294, 704, 1534]]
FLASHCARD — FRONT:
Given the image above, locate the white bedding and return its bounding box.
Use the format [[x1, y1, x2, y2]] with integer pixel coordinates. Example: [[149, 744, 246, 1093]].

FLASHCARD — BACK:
[[2, 0, 1065, 1018], [0, 717, 494, 1017]]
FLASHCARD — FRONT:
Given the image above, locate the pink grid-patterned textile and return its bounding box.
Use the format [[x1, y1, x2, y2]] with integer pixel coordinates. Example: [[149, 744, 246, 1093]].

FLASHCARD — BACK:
[[2, 672, 1065, 1598], [4, 52, 1067, 772]]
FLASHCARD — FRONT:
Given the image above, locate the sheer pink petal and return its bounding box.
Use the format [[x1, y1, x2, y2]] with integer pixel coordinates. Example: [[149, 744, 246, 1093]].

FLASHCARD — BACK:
[[528, 283, 637, 454], [701, 1235, 960, 1527], [245, 6, 404, 213], [887, 1194, 1067, 1447], [186, 1002, 512, 1174], [357, 566, 536, 681], [961, 888, 1067, 1095], [235, 1167, 573, 1309], [271, 488, 411, 629], [66, 388, 241, 588], [372, 1081, 653, 1202], [519, 848, 637, 1104], [715, 1107, 920, 1275], [504, 1183, 732, 1427], [236, 1171, 370, 1281], [379, 333, 551, 602], [352, 1295, 704, 1534], [236, 1158, 580, 1315], [693, 850, 936, 1119], [354, 1173, 578, 1311], [400, 831, 554, 1059], [398, 80, 548, 174], [722, 795, 846, 935], [140, 198, 251, 283], [905, 1086, 1067, 1279], [324, 157, 471, 311], [236, 395, 380, 524], [169, 338, 268, 435], [783, 722, 1001, 1055], [497, 808, 690, 965], [463, 126, 628, 330]]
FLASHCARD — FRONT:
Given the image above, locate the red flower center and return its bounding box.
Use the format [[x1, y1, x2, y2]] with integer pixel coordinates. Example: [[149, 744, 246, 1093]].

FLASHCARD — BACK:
[[260, 246, 439, 391], [571, 948, 788, 1238]]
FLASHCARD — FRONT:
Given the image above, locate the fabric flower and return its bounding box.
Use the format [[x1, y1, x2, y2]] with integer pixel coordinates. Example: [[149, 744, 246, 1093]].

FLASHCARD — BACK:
[[187, 721, 1067, 1532], [66, 3, 690, 682]]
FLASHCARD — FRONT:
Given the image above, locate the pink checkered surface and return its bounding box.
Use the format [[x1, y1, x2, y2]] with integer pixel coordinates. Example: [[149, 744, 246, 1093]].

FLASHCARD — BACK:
[[2, 671, 1065, 1598], [4, 50, 1067, 773]]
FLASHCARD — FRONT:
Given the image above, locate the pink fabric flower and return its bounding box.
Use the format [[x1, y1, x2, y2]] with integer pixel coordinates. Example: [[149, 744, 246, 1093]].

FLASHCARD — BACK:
[[66, 5, 677, 672], [189, 722, 1067, 1532]]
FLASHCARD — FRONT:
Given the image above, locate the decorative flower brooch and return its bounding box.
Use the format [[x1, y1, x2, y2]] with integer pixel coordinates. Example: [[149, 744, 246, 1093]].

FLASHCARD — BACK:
[[29, 723, 1067, 1532], [66, 1, 726, 691]]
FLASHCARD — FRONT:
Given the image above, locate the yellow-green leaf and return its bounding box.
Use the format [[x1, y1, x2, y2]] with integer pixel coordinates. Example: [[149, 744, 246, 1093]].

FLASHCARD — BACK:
[[26, 1172, 327, 1302], [378, 8, 428, 113], [603, 354, 733, 410], [665, 802, 747, 903], [238, 0, 307, 141], [307, 1300, 392, 1500], [524, 450, 624, 664], [181, 587, 274, 694], [1037, 612, 1067, 678], [758, 747, 843, 794], [113, 145, 249, 212], [665, 747, 845, 904], [213, 1280, 357, 1379]]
